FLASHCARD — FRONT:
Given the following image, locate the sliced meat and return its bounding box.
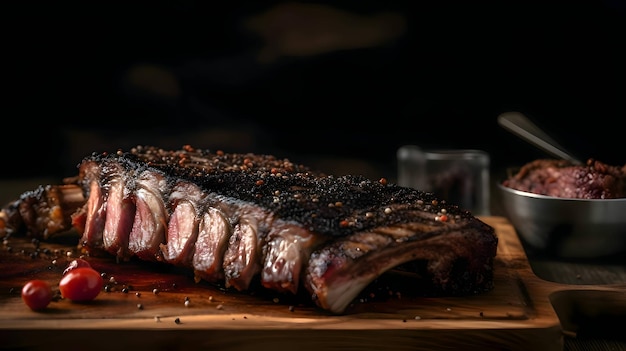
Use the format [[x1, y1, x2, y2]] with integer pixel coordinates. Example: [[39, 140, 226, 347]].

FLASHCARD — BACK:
[[192, 205, 232, 283], [80, 162, 107, 251], [102, 169, 135, 260], [222, 215, 260, 291], [161, 181, 206, 267], [261, 221, 329, 294], [127, 170, 169, 262]]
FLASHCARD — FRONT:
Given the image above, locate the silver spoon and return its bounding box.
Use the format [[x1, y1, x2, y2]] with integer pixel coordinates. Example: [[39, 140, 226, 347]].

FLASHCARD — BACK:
[[497, 111, 582, 165]]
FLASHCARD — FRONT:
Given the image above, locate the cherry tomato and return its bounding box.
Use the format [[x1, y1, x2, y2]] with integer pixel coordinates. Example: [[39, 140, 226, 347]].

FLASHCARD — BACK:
[[21, 280, 53, 311], [59, 267, 103, 302], [62, 258, 92, 276]]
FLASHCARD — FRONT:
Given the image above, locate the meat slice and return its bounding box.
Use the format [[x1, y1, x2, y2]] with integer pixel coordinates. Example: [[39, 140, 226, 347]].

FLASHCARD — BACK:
[[222, 215, 260, 291], [102, 168, 135, 260], [192, 206, 232, 283], [261, 221, 329, 294], [75, 161, 105, 252], [127, 170, 169, 262], [161, 181, 206, 267]]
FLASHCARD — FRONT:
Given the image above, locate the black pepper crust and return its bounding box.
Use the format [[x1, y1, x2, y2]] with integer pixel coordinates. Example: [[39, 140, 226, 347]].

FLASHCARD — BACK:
[[82, 145, 474, 237]]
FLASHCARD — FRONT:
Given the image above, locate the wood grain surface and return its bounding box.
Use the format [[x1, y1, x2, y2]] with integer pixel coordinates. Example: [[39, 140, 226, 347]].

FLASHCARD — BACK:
[[1, 216, 624, 351]]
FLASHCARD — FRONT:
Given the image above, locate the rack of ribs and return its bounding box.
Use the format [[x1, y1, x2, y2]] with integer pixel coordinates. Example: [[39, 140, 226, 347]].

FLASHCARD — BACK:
[[0, 145, 498, 314]]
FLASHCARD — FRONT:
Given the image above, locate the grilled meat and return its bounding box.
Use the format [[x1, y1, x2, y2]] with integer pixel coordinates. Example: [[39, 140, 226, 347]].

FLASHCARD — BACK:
[[503, 158, 626, 199], [0, 145, 498, 314]]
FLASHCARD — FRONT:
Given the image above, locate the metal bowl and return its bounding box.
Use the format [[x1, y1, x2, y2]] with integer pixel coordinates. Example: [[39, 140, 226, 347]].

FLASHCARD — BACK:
[[497, 183, 626, 258]]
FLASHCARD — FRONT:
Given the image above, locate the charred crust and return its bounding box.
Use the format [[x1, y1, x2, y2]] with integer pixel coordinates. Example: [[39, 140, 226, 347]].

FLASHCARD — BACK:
[[79, 145, 479, 237]]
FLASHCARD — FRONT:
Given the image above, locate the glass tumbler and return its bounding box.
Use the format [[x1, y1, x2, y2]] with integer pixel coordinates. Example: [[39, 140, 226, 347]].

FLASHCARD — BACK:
[[397, 145, 491, 216]]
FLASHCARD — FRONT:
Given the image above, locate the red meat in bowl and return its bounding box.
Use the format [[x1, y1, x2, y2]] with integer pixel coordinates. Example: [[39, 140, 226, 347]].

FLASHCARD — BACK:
[[499, 158, 626, 258]]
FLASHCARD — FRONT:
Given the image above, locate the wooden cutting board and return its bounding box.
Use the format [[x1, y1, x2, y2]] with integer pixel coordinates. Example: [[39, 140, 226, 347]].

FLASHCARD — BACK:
[[0, 216, 622, 351]]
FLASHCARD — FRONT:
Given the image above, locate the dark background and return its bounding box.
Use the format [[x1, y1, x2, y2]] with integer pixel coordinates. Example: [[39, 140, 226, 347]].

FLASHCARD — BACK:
[[3, 1, 625, 181]]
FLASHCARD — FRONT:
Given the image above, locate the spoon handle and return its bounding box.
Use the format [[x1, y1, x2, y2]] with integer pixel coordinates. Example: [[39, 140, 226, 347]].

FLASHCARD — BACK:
[[498, 111, 582, 164]]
